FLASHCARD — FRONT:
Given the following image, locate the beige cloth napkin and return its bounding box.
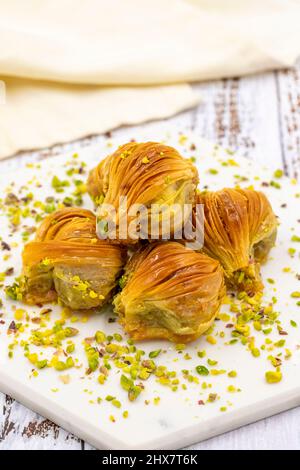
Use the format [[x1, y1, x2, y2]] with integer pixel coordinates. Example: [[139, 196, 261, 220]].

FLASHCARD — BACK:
[[0, 78, 198, 159], [1, 0, 300, 159]]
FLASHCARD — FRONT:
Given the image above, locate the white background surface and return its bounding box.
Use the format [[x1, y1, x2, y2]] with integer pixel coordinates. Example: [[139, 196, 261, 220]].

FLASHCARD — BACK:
[[0, 65, 300, 450]]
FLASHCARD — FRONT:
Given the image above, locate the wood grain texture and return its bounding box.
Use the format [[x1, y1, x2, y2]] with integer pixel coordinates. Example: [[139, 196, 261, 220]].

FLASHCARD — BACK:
[[276, 68, 300, 178], [0, 395, 82, 450], [193, 73, 283, 167], [1, 65, 300, 450]]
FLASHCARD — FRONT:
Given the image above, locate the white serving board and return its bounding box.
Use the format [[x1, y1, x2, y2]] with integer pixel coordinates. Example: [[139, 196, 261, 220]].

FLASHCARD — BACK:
[[0, 130, 300, 450]]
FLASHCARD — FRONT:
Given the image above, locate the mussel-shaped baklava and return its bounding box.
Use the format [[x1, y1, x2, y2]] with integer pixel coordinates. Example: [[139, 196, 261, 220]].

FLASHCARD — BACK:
[[113, 242, 225, 343], [196, 188, 277, 294], [20, 208, 125, 309], [87, 142, 198, 244]]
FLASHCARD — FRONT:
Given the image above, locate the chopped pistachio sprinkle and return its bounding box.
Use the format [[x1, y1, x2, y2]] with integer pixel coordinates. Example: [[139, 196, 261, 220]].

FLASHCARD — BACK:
[[0, 132, 299, 423], [196, 365, 209, 376], [265, 370, 282, 384]]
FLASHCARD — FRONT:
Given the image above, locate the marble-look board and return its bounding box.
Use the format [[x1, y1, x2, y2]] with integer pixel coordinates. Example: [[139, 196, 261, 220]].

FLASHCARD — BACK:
[[0, 129, 299, 449]]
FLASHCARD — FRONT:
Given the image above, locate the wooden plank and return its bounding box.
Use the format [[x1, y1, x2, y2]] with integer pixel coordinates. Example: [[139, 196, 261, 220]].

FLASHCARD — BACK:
[[0, 394, 82, 450], [276, 66, 300, 179], [193, 73, 283, 168]]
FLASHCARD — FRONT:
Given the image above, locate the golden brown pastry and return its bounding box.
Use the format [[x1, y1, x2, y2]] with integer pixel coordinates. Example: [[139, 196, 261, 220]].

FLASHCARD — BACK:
[[20, 208, 125, 309], [113, 242, 225, 343], [196, 188, 277, 294], [87, 142, 199, 244]]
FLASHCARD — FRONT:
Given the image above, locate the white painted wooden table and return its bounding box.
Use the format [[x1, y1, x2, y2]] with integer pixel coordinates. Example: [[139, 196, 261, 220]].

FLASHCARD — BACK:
[[1, 66, 300, 450]]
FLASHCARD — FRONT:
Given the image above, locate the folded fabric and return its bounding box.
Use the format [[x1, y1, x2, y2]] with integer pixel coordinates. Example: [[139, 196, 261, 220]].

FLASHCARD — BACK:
[[1, 0, 300, 159], [0, 78, 199, 160], [1, 0, 300, 84]]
